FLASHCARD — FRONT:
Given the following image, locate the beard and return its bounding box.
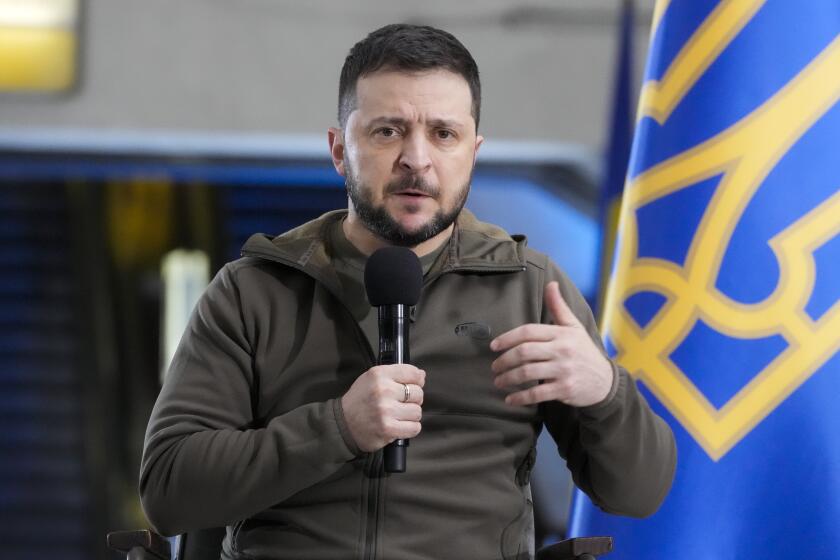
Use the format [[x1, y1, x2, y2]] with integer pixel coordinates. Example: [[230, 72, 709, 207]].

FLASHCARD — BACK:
[[345, 164, 471, 247]]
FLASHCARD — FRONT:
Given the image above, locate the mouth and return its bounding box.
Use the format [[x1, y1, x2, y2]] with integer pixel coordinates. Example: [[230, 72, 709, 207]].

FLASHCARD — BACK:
[[393, 189, 432, 198]]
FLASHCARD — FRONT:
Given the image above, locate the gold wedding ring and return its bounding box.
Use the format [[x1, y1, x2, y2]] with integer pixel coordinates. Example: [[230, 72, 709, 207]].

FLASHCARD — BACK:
[[402, 383, 411, 403]]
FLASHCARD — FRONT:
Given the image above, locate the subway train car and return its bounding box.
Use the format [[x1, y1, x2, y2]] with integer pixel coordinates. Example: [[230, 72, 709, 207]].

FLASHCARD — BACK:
[[0, 130, 600, 559]]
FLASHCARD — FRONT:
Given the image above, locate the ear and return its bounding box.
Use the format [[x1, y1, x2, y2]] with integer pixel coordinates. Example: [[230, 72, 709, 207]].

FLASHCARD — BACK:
[[472, 134, 484, 167], [328, 127, 347, 177]]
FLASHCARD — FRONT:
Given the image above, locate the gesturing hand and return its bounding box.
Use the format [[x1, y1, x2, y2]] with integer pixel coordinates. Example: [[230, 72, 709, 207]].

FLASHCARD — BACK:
[[341, 364, 425, 453], [490, 281, 613, 408]]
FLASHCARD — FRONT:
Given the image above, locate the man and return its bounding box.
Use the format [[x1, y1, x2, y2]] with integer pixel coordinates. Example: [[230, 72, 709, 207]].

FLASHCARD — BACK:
[[140, 24, 676, 560]]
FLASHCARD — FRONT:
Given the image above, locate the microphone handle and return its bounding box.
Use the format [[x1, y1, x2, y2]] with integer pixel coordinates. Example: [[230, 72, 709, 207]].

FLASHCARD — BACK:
[[378, 304, 410, 473]]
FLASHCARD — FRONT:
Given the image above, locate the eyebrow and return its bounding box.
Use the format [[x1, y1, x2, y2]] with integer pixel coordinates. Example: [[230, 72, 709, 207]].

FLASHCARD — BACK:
[[366, 116, 465, 130], [367, 116, 409, 128], [428, 118, 464, 130]]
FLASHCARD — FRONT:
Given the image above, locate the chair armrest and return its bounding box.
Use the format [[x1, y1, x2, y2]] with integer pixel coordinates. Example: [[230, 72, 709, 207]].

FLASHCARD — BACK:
[[106, 529, 171, 560]]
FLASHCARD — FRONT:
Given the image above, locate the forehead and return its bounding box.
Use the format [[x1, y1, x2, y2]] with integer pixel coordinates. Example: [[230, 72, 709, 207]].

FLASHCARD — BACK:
[[353, 69, 473, 122]]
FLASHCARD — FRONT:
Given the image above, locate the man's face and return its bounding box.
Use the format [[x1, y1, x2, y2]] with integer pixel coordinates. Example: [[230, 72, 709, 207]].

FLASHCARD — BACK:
[[329, 69, 483, 247]]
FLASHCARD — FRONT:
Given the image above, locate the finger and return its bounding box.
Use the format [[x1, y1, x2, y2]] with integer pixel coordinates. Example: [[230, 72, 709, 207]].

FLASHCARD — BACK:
[[545, 281, 580, 327], [393, 382, 424, 405], [494, 361, 556, 389], [505, 383, 555, 406], [388, 419, 423, 440], [491, 340, 556, 374], [490, 323, 557, 352], [407, 384, 424, 405], [393, 403, 423, 422], [379, 365, 426, 386]]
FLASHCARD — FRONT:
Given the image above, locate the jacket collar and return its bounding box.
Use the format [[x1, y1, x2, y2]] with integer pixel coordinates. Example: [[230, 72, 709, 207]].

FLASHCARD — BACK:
[[439, 208, 528, 274], [240, 208, 527, 289]]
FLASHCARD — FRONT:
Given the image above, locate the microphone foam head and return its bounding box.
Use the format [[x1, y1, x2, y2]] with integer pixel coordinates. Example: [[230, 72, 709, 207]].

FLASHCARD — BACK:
[[364, 246, 423, 306]]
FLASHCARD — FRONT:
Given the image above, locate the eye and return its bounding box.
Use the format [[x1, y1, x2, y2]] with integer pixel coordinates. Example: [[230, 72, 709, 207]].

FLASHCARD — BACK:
[[436, 129, 456, 140], [375, 127, 399, 138]]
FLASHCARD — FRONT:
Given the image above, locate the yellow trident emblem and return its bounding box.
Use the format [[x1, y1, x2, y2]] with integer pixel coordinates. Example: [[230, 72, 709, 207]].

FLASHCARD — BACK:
[[605, 0, 840, 460]]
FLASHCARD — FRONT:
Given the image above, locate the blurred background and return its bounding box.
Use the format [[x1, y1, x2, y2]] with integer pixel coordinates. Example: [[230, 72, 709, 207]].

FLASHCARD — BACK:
[[0, 1, 654, 558]]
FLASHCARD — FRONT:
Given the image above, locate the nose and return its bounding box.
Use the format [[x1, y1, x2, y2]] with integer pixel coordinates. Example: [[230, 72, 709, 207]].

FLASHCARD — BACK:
[[398, 130, 432, 174]]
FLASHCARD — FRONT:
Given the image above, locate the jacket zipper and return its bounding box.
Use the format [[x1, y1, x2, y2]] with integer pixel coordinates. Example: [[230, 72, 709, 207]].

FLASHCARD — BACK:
[[356, 264, 525, 560], [351, 310, 382, 560], [363, 450, 383, 560]]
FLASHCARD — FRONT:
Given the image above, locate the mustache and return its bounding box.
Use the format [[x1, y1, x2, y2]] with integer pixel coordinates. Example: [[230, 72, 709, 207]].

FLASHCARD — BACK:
[[384, 175, 439, 196]]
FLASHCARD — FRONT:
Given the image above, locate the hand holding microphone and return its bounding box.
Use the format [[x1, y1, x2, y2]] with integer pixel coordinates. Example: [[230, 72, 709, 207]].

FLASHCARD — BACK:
[[340, 364, 425, 452], [341, 246, 423, 472]]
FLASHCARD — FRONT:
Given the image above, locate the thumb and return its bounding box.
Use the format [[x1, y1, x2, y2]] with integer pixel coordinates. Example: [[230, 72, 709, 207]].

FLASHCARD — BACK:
[[545, 281, 580, 327]]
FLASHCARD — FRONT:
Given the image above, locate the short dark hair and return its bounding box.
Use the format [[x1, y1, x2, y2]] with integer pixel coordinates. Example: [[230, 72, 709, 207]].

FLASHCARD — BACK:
[[338, 24, 481, 130]]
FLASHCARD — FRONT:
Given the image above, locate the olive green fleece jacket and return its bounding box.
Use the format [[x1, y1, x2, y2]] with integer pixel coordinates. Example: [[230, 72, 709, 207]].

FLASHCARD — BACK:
[[139, 209, 676, 560]]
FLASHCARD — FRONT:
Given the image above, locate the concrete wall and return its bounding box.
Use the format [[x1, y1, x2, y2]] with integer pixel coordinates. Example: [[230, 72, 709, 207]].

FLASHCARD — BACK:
[[0, 0, 654, 150]]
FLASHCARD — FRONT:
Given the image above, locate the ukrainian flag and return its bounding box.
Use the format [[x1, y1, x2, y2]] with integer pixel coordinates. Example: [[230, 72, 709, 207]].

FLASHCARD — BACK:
[[569, 2, 840, 558]]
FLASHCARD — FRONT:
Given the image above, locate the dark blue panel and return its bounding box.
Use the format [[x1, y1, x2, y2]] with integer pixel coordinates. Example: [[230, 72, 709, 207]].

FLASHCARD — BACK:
[[0, 517, 87, 542], [0, 385, 81, 412], [0, 359, 75, 384], [0, 159, 344, 187], [0, 247, 67, 268], [0, 455, 83, 478], [0, 332, 76, 354], [0, 194, 64, 212], [228, 186, 345, 210], [0, 303, 73, 327], [0, 484, 88, 509], [0, 272, 74, 297], [0, 219, 64, 238], [0, 425, 81, 447], [221, 184, 348, 261], [0, 180, 91, 557]]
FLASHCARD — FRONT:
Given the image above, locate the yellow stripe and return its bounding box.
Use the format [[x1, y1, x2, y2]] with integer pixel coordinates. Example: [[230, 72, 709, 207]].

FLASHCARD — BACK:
[[639, 0, 766, 124], [597, 196, 623, 328]]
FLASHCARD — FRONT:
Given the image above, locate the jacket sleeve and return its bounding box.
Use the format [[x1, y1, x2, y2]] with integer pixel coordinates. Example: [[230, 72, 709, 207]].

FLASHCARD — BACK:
[[138, 264, 361, 536], [540, 264, 676, 518]]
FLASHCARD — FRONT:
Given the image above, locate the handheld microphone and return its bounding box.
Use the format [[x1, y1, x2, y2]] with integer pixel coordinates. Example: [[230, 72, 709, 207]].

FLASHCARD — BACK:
[[364, 246, 423, 473]]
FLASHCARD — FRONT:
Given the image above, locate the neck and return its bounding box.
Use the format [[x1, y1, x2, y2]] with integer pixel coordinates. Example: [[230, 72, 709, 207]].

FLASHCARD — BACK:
[[342, 212, 454, 257]]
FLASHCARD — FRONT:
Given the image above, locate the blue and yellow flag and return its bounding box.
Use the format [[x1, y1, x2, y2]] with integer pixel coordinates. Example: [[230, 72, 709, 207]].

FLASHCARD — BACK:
[[569, 1, 840, 557]]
